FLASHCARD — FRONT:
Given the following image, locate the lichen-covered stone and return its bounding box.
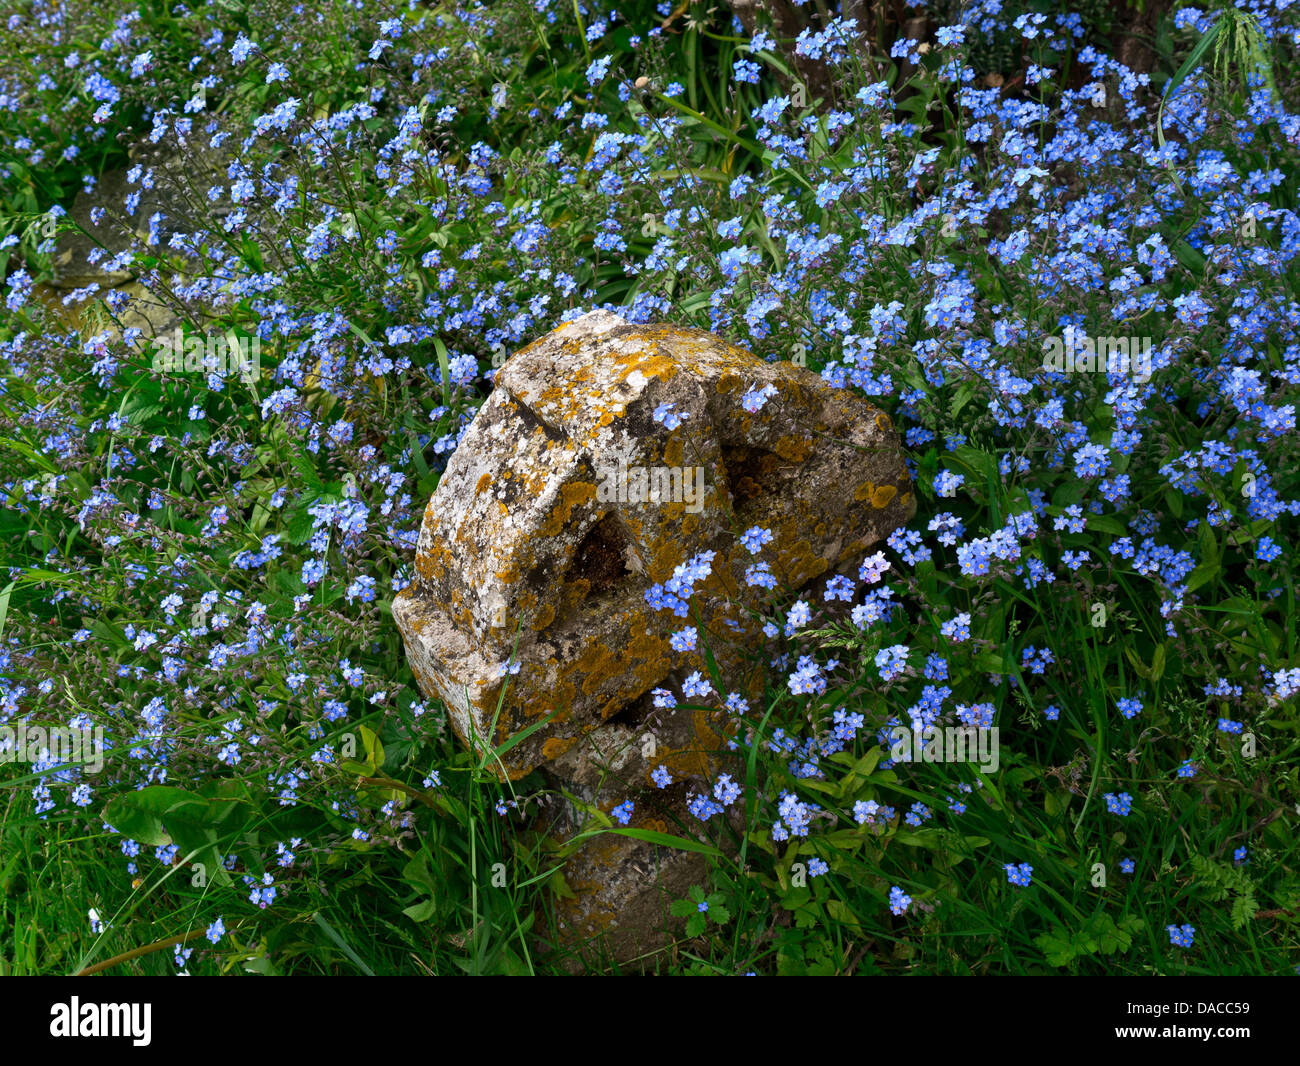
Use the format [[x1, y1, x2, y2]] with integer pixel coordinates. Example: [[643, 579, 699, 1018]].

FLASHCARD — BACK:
[[393, 309, 915, 781], [531, 690, 739, 970], [394, 310, 915, 967]]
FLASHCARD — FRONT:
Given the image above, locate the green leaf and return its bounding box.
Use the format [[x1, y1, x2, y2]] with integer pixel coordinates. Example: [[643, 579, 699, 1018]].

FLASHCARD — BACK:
[[402, 851, 438, 894], [359, 724, 384, 772], [1125, 645, 1153, 681], [103, 786, 199, 847], [1084, 912, 1133, 956], [1156, 16, 1228, 187], [432, 337, 452, 407], [890, 829, 946, 850], [1198, 520, 1220, 566], [1164, 489, 1184, 520], [1185, 560, 1220, 594], [402, 898, 438, 923], [283, 497, 318, 545], [606, 827, 724, 858], [312, 912, 375, 975], [1085, 514, 1127, 536], [0, 581, 15, 644], [102, 785, 244, 886], [1035, 929, 1078, 967], [1231, 894, 1259, 930], [669, 898, 696, 918]]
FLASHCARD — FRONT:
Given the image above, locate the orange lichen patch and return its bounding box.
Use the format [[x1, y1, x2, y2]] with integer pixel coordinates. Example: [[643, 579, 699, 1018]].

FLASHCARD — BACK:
[[661, 742, 713, 780], [772, 534, 830, 587], [871, 484, 897, 509], [693, 706, 725, 751], [853, 480, 875, 502], [842, 537, 870, 559], [542, 736, 579, 761], [772, 434, 812, 464], [575, 640, 632, 696], [531, 603, 556, 631], [622, 514, 646, 540], [562, 578, 591, 612], [613, 351, 679, 382], [648, 537, 688, 584], [627, 626, 671, 685], [520, 679, 575, 721], [538, 481, 597, 538], [875, 412, 893, 432], [475, 473, 492, 495], [524, 469, 554, 499], [411, 660, 434, 692], [715, 371, 743, 394]]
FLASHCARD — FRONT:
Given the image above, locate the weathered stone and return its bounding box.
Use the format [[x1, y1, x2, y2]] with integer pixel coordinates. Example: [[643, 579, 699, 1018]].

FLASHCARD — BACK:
[[49, 139, 219, 289], [531, 689, 740, 970], [537, 812, 711, 972], [44, 132, 238, 352], [393, 309, 915, 781], [394, 309, 915, 967], [48, 167, 139, 290]]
